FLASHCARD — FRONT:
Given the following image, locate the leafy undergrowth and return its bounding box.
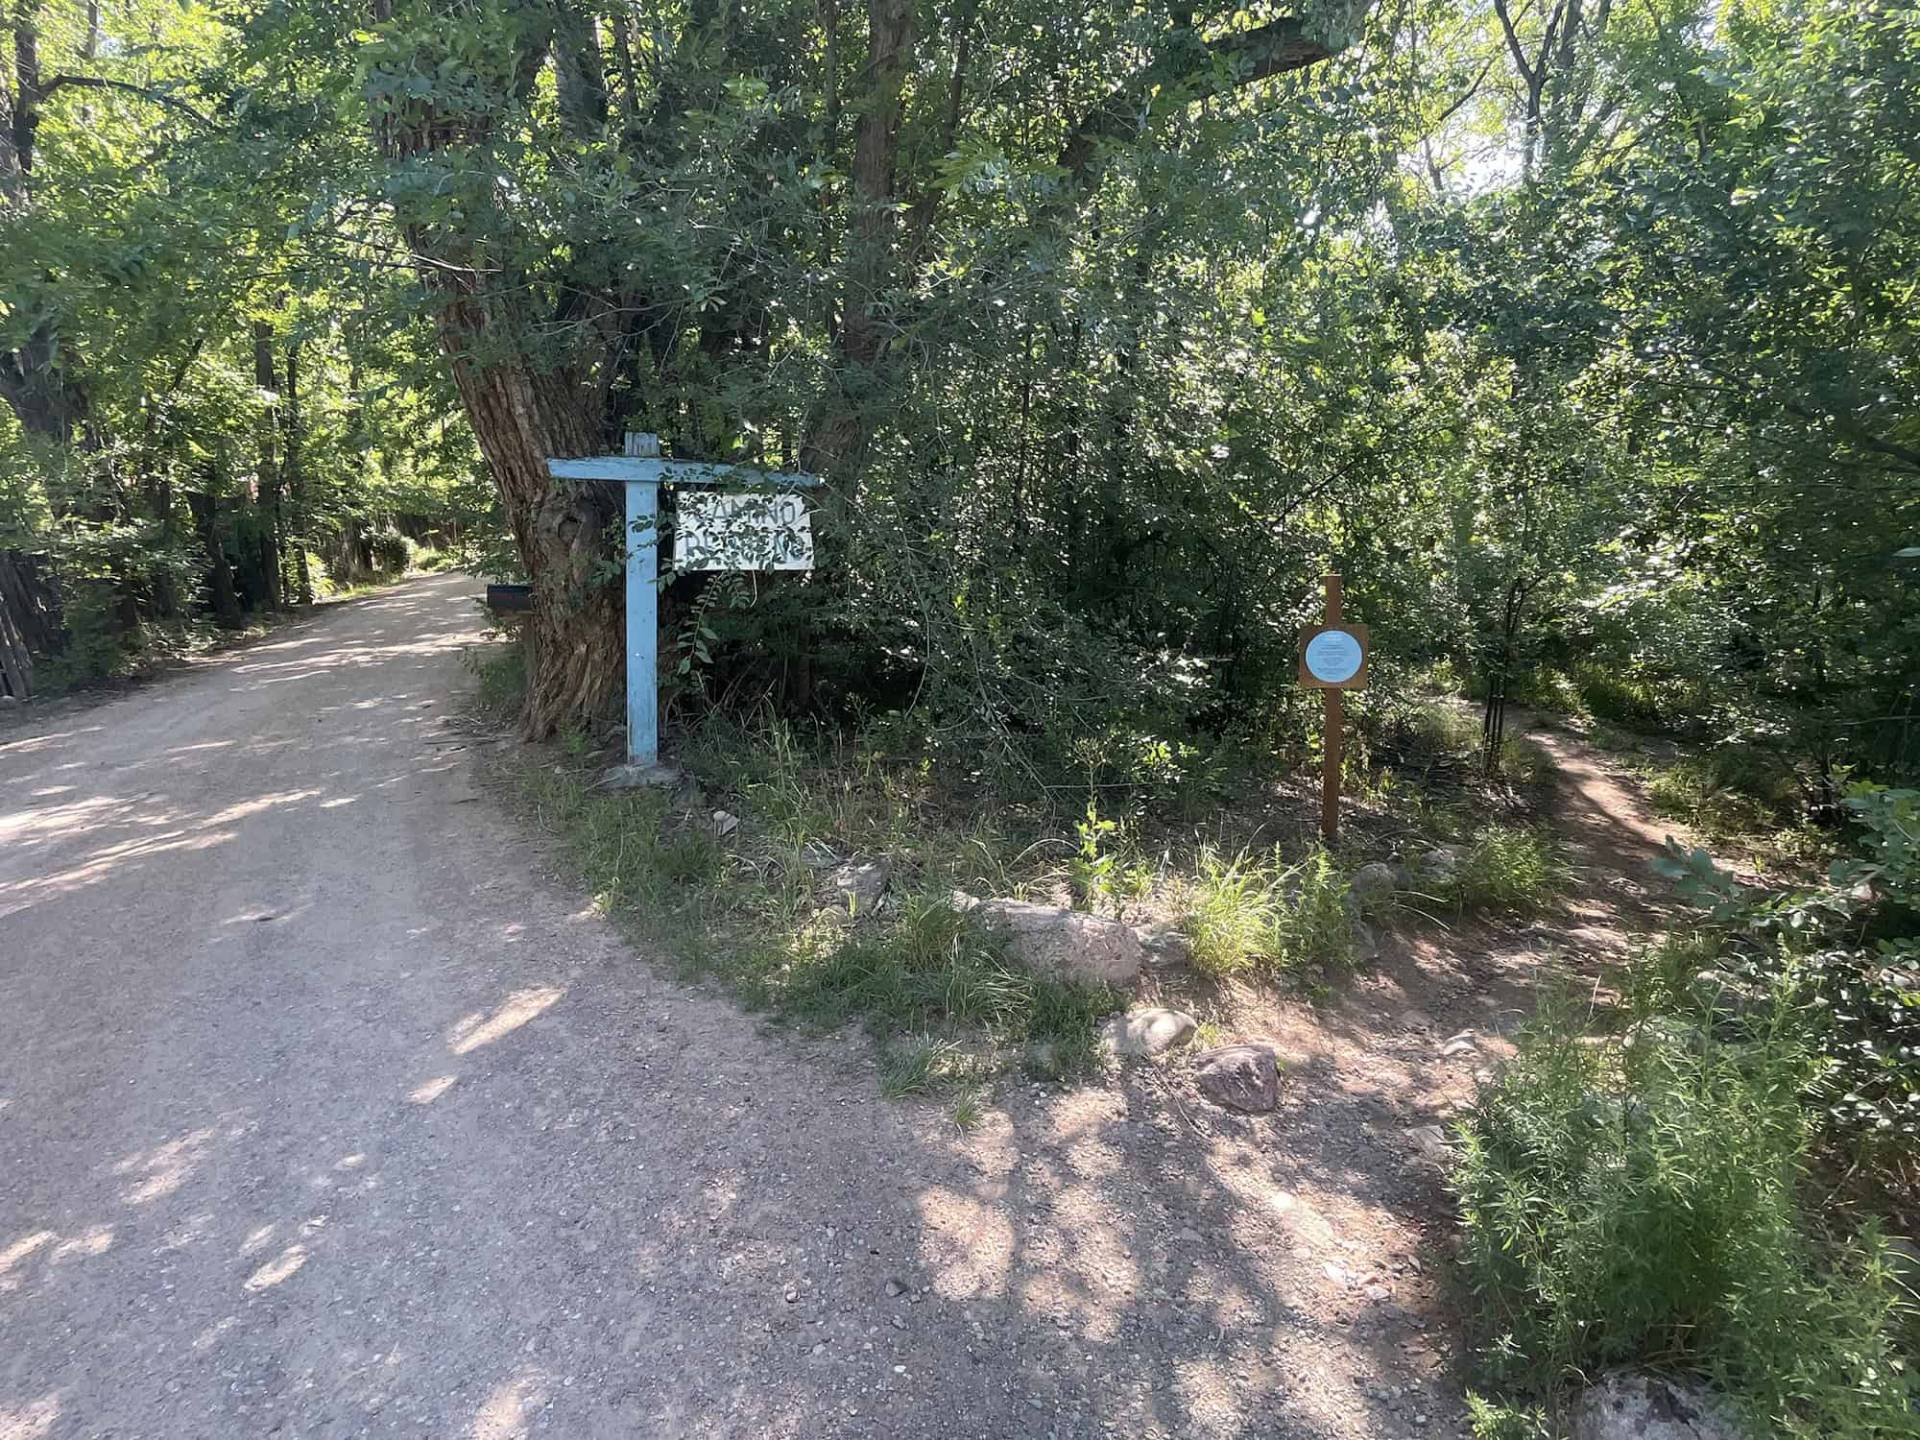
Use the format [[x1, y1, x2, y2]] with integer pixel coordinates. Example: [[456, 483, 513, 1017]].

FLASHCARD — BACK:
[[1185, 847, 1359, 978], [504, 720, 1119, 1100], [1455, 789, 1920, 1437], [1456, 989, 1915, 1438], [1439, 825, 1570, 916], [475, 655, 1582, 1105]]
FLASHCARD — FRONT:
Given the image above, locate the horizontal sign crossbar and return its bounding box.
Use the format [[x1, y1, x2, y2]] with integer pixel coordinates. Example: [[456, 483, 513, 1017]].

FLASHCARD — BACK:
[[546, 456, 822, 488]]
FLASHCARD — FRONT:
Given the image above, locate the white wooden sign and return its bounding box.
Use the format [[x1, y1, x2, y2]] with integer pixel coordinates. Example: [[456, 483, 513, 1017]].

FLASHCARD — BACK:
[[675, 491, 814, 572]]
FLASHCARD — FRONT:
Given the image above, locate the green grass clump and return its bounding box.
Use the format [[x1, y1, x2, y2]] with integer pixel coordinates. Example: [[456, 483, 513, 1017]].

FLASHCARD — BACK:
[[1645, 748, 1797, 845], [1184, 846, 1356, 978], [466, 643, 529, 724], [1455, 989, 1916, 1436], [1442, 825, 1568, 915]]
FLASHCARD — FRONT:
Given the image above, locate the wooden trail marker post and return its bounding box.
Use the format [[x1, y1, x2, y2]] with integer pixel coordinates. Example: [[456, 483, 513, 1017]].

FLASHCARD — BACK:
[[1298, 573, 1369, 844], [547, 432, 819, 777]]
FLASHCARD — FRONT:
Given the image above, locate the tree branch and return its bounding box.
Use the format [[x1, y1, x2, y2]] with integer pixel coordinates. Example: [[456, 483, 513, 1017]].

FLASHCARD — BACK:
[[1490, 0, 1537, 89], [40, 74, 212, 127], [1055, 13, 1353, 189]]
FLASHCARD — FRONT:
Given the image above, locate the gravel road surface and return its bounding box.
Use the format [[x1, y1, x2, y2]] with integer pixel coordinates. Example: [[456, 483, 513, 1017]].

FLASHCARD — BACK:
[[1, 574, 1454, 1440]]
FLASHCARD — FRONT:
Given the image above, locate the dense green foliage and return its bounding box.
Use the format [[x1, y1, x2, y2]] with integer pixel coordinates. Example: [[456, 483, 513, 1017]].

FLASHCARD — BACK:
[[1456, 988, 1915, 1437], [1456, 790, 1920, 1433], [0, 0, 492, 691], [3, 0, 1912, 805]]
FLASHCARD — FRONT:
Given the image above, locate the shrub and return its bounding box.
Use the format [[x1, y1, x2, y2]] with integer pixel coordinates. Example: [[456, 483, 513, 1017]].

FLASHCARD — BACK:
[[1185, 846, 1356, 978], [1455, 989, 1916, 1436], [1442, 825, 1568, 915], [1646, 748, 1798, 842], [367, 527, 414, 575]]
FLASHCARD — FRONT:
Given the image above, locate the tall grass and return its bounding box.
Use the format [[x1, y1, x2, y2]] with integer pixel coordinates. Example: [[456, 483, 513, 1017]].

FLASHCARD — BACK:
[[1455, 988, 1916, 1436], [1439, 825, 1569, 915], [1184, 846, 1357, 977]]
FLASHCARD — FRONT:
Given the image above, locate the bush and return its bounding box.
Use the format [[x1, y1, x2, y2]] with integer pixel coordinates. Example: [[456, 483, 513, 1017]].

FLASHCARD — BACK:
[[1646, 747, 1799, 842], [1455, 989, 1916, 1436], [367, 527, 414, 575], [1185, 846, 1356, 978], [1440, 825, 1569, 915], [1656, 788, 1920, 1203]]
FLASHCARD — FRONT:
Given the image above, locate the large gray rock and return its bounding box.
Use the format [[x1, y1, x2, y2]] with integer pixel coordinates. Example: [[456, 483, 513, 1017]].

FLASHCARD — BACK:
[[1193, 1044, 1279, 1113], [1569, 1371, 1747, 1440], [959, 895, 1144, 986], [1102, 1007, 1198, 1058]]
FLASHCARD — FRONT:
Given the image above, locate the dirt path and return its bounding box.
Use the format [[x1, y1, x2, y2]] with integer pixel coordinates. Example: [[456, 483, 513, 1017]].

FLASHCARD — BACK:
[[0, 577, 1685, 1440]]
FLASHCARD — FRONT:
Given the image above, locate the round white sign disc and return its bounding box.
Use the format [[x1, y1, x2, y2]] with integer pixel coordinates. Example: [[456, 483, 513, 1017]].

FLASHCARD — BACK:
[[1304, 629, 1364, 685]]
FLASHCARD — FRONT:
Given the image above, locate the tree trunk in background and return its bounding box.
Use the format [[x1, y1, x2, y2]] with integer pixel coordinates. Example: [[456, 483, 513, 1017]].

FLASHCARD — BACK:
[[0, 552, 44, 698], [187, 490, 243, 630], [252, 321, 284, 610], [800, 0, 914, 488], [285, 339, 313, 603]]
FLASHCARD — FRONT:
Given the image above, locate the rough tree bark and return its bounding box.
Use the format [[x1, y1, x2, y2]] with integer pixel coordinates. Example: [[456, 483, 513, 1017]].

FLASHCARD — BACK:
[[438, 295, 623, 738], [372, 0, 623, 739]]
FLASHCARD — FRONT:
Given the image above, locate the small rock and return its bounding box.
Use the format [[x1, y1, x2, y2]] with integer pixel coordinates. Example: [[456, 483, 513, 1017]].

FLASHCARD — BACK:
[[1421, 845, 1465, 883], [1193, 1044, 1280, 1113], [823, 858, 890, 914], [594, 761, 687, 792], [1689, 969, 1769, 1023], [1568, 1370, 1747, 1440], [1136, 924, 1193, 969], [884, 1278, 906, 1298], [1353, 920, 1380, 961], [1102, 1007, 1199, 1058], [1407, 1125, 1449, 1163], [1351, 862, 1400, 904]]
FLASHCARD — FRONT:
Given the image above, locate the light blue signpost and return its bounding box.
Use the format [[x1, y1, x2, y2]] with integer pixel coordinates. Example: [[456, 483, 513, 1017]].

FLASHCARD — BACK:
[[547, 432, 819, 781]]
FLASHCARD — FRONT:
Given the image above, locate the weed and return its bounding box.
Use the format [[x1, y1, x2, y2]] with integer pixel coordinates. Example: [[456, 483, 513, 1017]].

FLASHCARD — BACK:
[[949, 1088, 987, 1132], [1463, 1396, 1550, 1440], [1439, 826, 1568, 915], [466, 642, 527, 721], [1184, 846, 1357, 978], [1068, 798, 1120, 914], [1455, 987, 1916, 1435], [1497, 736, 1552, 788]]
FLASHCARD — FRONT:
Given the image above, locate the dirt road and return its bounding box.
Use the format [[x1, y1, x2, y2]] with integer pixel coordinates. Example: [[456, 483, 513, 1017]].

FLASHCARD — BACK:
[[4, 574, 1483, 1440]]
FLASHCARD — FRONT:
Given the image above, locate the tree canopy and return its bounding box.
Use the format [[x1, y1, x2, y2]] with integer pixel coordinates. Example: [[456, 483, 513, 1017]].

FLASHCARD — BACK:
[[1, 0, 1913, 805]]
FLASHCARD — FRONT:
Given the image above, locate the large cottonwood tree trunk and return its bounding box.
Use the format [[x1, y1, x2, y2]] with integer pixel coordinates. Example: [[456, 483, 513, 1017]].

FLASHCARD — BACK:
[[438, 295, 624, 738], [373, 1, 624, 739]]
